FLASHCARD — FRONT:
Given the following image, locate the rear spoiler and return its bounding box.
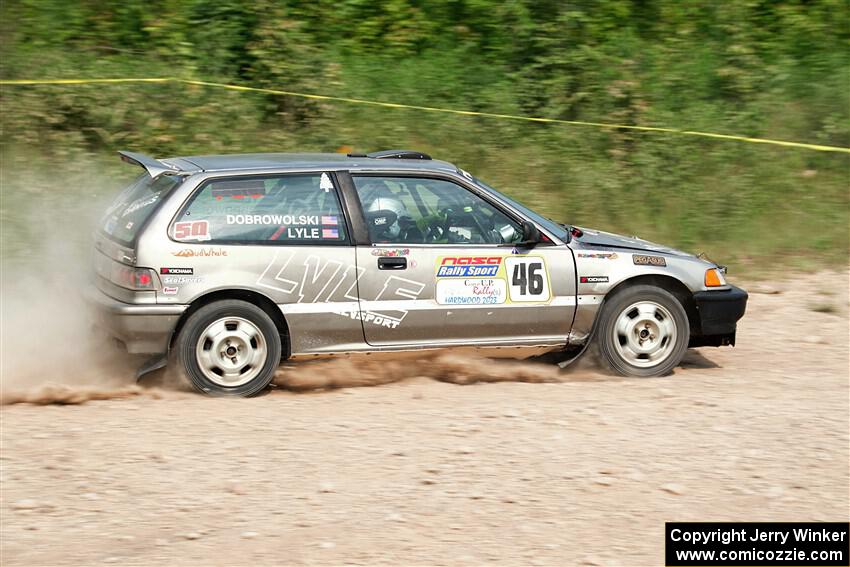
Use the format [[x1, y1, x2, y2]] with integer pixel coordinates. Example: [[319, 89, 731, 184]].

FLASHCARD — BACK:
[[118, 150, 181, 178]]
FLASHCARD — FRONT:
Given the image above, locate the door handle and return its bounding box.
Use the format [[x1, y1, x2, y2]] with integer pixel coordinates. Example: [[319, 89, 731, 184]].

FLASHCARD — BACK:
[[378, 257, 407, 270]]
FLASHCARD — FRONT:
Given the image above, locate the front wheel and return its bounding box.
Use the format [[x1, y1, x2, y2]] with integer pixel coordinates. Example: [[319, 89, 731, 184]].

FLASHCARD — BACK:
[[596, 285, 689, 377], [175, 300, 282, 396]]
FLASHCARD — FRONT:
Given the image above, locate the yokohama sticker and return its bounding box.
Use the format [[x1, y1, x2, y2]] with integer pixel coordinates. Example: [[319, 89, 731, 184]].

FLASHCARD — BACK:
[[580, 276, 609, 283], [173, 220, 211, 241], [633, 254, 667, 267], [160, 267, 193, 275]]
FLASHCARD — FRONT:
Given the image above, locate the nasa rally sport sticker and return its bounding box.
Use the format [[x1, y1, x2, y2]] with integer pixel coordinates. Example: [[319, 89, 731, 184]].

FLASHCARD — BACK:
[[435, 256, 551, 304]]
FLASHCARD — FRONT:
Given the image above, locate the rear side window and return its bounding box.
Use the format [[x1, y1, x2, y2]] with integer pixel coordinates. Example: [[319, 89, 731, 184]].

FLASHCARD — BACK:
[[102, 174, 183, 245], [172, 173, 348, 244]]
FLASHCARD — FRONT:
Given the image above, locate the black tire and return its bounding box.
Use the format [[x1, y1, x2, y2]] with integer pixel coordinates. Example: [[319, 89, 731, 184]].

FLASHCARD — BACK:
[[174, 300, 282, 396], [596, 285, 689, 377]]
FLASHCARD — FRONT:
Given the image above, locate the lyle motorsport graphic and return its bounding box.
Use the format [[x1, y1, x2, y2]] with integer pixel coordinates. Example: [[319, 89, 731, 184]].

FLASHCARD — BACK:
[[435, 255, 551, 305]]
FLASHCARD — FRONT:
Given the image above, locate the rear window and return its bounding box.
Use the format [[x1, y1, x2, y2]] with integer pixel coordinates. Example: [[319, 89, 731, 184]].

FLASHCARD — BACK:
[[101, 174, 183, 244]]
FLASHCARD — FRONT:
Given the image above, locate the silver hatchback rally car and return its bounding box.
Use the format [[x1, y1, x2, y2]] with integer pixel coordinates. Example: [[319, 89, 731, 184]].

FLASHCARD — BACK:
[[88, 149, 747, 396]]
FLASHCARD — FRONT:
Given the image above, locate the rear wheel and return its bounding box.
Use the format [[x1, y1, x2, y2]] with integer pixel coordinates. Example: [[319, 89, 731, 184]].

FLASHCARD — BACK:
[[175, 300, 281, 396], [596, 285, 689, 377]]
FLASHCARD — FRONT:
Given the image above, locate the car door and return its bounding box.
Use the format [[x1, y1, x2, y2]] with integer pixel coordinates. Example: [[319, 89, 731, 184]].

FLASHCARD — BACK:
[[345, 173, 576, 347]]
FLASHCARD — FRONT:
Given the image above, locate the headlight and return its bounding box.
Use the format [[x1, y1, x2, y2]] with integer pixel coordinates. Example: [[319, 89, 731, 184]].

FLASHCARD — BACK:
[[704, 268, 727, 287]]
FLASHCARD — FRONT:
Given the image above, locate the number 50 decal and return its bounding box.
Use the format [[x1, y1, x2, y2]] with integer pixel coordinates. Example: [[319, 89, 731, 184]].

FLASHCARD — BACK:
[[173, 220, 211, 241], [505, 257, 551, 302]]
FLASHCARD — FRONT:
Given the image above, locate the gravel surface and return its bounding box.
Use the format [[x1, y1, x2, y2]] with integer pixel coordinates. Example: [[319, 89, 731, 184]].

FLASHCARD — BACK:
[[1, 270, 848, 566]]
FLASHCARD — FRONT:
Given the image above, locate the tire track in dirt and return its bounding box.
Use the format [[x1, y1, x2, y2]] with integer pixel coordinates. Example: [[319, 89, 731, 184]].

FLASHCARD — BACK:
[[0, 353, 611, 405]]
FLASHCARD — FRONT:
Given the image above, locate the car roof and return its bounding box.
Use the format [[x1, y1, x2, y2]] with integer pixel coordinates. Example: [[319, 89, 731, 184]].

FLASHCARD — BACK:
[[168, 152, 459, 175]]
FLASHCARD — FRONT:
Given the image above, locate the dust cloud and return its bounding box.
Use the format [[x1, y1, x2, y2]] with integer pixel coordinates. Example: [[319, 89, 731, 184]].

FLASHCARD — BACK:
[[272, 352, 604, 392], [0, 260, 144, 404], [0, 384, 148, 405], [0, 167, 143, 405]]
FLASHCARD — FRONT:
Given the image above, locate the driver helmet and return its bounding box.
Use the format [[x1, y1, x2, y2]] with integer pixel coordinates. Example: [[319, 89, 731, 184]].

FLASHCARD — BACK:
[[367, 197, 410, 239]]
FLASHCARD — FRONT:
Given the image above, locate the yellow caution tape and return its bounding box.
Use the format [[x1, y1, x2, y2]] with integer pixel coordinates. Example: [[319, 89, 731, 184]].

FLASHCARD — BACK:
[[2, 77, 848, 154], [1, 78, 171, 85]]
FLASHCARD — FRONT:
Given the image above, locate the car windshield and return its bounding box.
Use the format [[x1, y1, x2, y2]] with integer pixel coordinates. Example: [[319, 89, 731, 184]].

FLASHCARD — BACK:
[[101, 173, 183, 245], [466, 174, 571, 243]]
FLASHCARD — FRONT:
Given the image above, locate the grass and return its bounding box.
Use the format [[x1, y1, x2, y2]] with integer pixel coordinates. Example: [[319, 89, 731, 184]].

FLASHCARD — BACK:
[[0, 78, 848, 276]]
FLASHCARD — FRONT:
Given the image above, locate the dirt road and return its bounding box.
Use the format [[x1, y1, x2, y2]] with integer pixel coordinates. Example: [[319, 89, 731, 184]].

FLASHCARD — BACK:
[[1, 271, 848, 566]]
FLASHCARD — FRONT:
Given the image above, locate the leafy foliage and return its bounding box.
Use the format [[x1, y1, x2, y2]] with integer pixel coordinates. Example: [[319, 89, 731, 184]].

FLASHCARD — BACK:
[[1, 0, 848, 269]]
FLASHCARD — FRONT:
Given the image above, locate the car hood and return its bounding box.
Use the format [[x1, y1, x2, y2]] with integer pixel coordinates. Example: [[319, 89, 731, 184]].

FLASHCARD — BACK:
[[574, 226, 693, 257]]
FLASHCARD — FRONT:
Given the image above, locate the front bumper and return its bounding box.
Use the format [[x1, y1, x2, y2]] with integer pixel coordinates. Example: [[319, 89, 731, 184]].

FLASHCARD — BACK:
[[692, 284, 748, 342], [84, 286, 187, 354]]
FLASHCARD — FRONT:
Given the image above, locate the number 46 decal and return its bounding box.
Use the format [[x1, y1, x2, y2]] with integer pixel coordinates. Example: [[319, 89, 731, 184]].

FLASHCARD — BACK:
[[506, 257, 551, 302]]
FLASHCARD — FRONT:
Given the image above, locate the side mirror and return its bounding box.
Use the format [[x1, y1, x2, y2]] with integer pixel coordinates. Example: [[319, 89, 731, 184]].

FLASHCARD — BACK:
[[518, 221, 541, 247]]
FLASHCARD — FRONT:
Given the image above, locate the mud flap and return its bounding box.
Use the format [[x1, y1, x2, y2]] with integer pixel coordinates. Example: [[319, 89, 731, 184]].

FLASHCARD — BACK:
[[556, 341, 593, 369], [556, 307, 603, 369], [136, 354, 168, 381]]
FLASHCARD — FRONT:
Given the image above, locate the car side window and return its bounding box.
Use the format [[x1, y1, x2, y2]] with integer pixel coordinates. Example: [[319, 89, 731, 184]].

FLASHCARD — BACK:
[[352, 176, 522, 245], [172, 173, 347, 244]]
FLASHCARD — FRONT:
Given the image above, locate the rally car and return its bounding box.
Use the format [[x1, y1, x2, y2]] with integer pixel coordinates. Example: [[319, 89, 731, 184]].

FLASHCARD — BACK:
[[88, 149, 747, 396]]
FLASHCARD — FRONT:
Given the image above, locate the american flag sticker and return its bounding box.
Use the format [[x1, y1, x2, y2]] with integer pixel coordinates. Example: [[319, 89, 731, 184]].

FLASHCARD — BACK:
[[321, 215, 338, 225], [322, 228, 339, 239]]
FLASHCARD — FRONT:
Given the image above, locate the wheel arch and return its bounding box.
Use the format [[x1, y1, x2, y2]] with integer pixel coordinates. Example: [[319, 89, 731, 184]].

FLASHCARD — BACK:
[[604, 274, 700, 335], [169, 289, 291, 359]]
